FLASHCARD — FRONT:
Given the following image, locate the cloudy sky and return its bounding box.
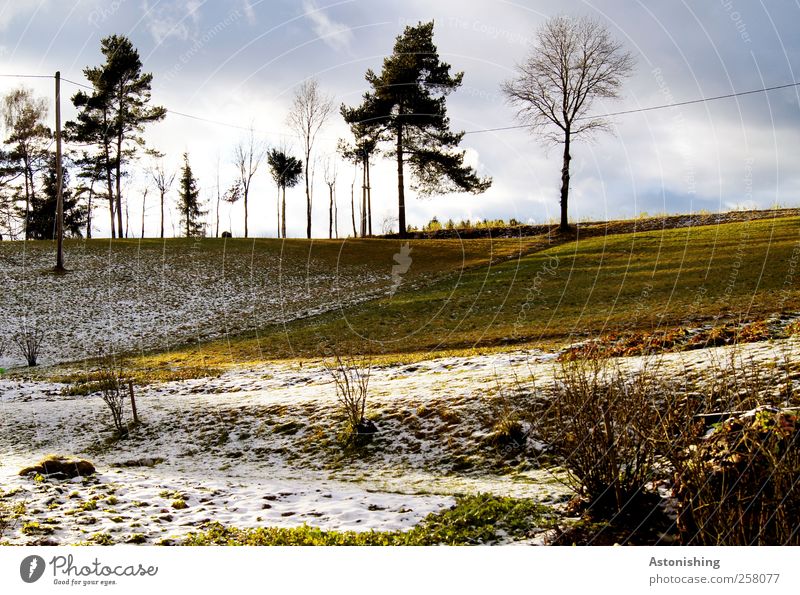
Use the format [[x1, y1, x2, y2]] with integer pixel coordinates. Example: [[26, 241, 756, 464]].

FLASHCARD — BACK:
[[1, 0, 798, 238]]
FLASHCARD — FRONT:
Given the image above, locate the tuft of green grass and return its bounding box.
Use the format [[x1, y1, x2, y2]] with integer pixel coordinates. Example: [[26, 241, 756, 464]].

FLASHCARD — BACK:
[[181, 494, 553, 546], [171, 499, 188, 510], [21, 521, 54, 536]]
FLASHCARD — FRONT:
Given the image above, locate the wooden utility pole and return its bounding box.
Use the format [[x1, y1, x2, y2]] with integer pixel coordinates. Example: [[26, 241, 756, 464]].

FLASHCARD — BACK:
[[54, 71, 65, 272]]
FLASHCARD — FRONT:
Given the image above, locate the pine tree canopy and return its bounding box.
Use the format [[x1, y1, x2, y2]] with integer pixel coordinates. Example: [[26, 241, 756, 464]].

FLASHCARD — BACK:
[[341, 21, 491, 199]]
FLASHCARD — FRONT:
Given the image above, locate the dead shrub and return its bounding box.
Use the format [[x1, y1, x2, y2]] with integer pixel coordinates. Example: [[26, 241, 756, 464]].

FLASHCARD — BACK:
[[13, 324, 44, 367], [323, 352, 375, 444], [96, 357, 137, 438], [537, 357, 666, 514]]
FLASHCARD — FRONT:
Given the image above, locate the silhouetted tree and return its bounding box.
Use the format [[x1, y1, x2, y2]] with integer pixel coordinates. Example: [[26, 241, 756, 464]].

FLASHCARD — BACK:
[[1, 87, 51, 238], [288, 79, 334, 239], [342, 22, 491, 237], [232, 127, 266, 238], [177, 153, 205, 237], [266, 147, 303, 239], [68, 35, 165, 238], [24, 156, 86, 240], [72, 150, 105, 239], [502, 16, 634, 232], [339, 131, 378, 237], [147, 154, 175, 239]]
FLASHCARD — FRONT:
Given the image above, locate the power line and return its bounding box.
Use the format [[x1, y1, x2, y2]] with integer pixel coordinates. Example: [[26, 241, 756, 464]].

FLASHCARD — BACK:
[[59, 76, 91, 90], [464, 81, 800, 134], [0, 73, 54, 80], [59, 76, 310, 139], [3, 71, 799, 137]]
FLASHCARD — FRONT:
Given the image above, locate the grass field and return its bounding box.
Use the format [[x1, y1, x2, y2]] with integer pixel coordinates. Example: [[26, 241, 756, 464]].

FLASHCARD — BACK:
[[4, 211, 800, 546], [124, 214, 800, 375], [0, 234, 541, 369]]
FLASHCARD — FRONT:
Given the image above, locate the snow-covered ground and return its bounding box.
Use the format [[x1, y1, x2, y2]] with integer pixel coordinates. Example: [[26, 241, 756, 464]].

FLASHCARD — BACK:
[[2, 337, 798, 544], [0, 239, 393, 367]]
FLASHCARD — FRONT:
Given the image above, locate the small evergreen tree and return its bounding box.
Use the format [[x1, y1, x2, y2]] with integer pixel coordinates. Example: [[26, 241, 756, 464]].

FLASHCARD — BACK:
[[177, 153, 205, 237], [266, 148, 303, 239], [24, 157, 86, 240]]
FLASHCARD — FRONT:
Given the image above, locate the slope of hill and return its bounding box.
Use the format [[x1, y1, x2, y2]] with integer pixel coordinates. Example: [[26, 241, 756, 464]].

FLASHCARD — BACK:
[[131, 213, 800, 372]]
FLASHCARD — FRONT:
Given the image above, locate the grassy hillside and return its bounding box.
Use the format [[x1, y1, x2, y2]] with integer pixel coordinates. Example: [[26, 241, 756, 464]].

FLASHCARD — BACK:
[[127, 214, 800, 373], [1, 235, 540, 368]]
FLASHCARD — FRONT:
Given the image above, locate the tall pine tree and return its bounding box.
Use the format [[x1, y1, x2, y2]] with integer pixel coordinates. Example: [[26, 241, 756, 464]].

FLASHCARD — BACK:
[[341, 21, 491, 236], [68, 35, 165, 238], [177, 153, 205, 237]]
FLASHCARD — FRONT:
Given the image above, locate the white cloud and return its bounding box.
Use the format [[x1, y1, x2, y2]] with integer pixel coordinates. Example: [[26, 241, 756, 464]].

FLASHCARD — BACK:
[[240, 0, 256, 25], [302, 0, 353, 51], [0, 1, 50, 31], [143, 0, 202, 44]]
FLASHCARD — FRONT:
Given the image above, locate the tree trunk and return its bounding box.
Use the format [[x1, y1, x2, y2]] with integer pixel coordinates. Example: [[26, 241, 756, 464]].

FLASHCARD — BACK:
[[108, 190, 115, 239], [160, 191, 165, 239], [22, 159, 30, 240], [141, 189, 147, 239], [397, 123, 406, 238], [328, 184, 334, 239], [86, 184, 93, 239], [277, 187, 281, 238], [104, 143, 115, 238], [560, 130, 571, 232], [115, 135, 123, 239], [305, 155, 312, 239], [360, 159, 367, 237], [350, 175, 357, 237], [244, 189, 249, 238], [366, 158, 372, 237], [281, 185, 287, 239], [334, 191, 338, 239]]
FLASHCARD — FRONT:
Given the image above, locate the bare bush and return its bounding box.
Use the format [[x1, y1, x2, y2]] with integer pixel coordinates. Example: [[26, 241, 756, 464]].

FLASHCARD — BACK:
[[537, 357, 666, 513], [323, 352, 374, 441], [653, 348, 800, 545], [702, 349, 788, 411], [96, 358, 131, 438], [13, 325, 44, 366]]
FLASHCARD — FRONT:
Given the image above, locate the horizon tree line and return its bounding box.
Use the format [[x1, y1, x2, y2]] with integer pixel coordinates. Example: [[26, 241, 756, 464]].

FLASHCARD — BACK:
[[0, 16, 631, 241]]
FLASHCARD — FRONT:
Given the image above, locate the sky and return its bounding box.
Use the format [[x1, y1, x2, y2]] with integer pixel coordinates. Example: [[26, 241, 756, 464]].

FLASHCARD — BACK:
[[1, 0, 798, 238]]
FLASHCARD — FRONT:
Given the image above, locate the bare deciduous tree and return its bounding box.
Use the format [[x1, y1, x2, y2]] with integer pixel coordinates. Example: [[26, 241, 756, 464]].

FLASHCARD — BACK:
[[147, 155, 175, 239], [288, 79, 334, 239], [232, 127, 266, 238], [324, 158, 338, 239], [502, 15, 634, 232]]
